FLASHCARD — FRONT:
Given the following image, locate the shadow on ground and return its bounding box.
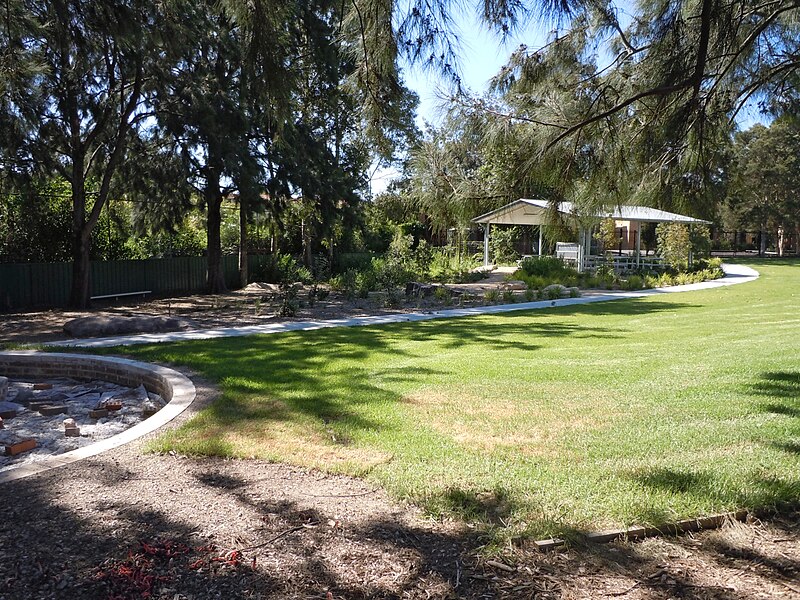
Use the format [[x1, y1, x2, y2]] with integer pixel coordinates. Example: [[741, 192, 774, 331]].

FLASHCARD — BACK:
[[0, 457, 798, 599]]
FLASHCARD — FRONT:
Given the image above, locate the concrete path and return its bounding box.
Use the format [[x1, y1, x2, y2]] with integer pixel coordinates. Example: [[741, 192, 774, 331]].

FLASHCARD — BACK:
[[48, 263, 759, 349]]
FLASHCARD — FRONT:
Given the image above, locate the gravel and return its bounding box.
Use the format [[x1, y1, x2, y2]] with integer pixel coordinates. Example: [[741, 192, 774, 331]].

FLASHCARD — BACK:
[[0, 378, 164, 473]]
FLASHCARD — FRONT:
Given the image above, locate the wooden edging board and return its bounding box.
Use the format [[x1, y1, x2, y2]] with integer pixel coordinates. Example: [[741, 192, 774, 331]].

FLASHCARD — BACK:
[[533, 510, 750, 551]]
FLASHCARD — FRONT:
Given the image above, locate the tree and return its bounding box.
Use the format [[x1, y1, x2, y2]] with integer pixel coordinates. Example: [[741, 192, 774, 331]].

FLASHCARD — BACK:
[[0, 0, 174, 307], [727, 119, 800, 255], [455, 0, 800, 217]]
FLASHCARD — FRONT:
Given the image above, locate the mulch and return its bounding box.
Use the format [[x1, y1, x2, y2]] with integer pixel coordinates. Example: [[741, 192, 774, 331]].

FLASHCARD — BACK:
[[0, 374, 797, 599], [1, 275, 799, 600]]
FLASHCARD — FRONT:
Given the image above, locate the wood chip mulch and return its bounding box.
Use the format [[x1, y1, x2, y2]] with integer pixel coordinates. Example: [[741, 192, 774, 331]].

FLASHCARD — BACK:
[[0, 375, 797, 600]]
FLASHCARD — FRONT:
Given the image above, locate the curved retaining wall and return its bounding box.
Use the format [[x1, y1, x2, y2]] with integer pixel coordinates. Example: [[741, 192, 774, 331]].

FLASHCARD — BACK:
[[0, 351, 196, 483]]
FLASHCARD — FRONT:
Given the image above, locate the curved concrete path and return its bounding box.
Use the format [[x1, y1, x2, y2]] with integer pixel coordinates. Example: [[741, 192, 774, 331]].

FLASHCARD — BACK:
[[48, 263, 759, 349]]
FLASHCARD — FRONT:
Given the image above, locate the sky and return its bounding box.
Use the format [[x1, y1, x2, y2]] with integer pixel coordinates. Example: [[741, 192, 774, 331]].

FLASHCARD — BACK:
[[368, 5, 767, 196], [369, 12, 554, 195]]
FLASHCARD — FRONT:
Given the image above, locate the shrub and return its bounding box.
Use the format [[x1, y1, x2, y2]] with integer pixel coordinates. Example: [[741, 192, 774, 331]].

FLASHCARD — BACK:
[[502, 289, 516, 303], [356, 267, 377, 298], [433, 286, 452, 304], [542, 284, 565, 300], [523, 288, 537, 302], [656, 222, 690, 271], [623, 275, 644, 290], [594, 218, 618, 253], [489, 226, 521, 264], [519, 256, 572, 278], [372, 256, 406, 295], [484, 289, 500, 303], [429, 248, 481, 283], [333, 268, 359, 299]]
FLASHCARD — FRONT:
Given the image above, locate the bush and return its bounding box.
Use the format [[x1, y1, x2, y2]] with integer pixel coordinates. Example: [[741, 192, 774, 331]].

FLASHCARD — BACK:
[[524, 288, 537, 302], [484, 289, 500, 303], [622, 275, 644, 290], [519, 256, 572, 278], [429, 248, 481, 283], [656, 223, 691, 271], [489, 226, 521, 265], [275, 254, 311, 317], [356, 266, 377, 298], [542, 284, 566, 300], [433, 286, 452, 305], [502, 289, 516, 303], [330, 268, 358, 299]]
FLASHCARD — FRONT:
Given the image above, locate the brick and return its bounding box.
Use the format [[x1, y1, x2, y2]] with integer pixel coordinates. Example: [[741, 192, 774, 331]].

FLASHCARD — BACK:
[[89, 409, 109, 419], [38, 405, 68, 416], [103, 401, 122, 412], [5, 438, 36, 456], [0, 409, 17, 420], [64, 426, 80, 437], [33, 383, 53, 390]]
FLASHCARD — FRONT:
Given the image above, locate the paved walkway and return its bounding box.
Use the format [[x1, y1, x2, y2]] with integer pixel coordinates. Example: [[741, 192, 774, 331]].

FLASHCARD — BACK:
[[49, 263, 759, 349]]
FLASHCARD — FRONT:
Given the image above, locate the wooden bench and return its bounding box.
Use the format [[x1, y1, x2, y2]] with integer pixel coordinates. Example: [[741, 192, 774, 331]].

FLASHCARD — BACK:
[[91, 290, 152, 301]]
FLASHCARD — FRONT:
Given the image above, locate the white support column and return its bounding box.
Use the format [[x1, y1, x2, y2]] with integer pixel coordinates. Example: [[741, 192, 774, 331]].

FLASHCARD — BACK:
[[577, 226, 585, 273], [688, 224, 693, 268], [538, 226, 543, 256], [636, 225, 641, 268], [483, 223, 490, 267]]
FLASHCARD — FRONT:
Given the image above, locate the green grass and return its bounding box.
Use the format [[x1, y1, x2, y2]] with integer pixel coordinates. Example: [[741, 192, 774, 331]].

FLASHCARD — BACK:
[[101, 260, 800, 541]]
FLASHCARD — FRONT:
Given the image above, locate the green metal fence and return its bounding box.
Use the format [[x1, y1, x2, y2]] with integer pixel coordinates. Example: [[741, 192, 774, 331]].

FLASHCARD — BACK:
[[0, 254, 248, 311]]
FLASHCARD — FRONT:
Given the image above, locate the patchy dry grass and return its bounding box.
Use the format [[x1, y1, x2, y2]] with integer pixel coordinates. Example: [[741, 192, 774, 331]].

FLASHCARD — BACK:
[[103, 260, 800, 541]]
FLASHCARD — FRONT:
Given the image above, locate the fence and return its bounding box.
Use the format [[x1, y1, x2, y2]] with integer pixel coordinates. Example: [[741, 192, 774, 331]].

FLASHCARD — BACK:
[[0, 255, 244, 311], [0, 252, 380, 311]]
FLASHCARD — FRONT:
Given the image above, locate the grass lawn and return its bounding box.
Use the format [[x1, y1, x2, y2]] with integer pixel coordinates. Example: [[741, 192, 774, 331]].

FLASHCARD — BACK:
[[105, 260, 800, 541]]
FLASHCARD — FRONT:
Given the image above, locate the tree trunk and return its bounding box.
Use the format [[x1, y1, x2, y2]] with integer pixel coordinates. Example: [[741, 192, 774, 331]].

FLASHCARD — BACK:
[[777, 226, 785, 257], [759, 227, 767, 256], [68, 173, 91, 308], [302, 218, 313, 268], [796, 225, 800, 255], [69, 228, 92, 309], [239, 194, 248, 287], [206, 174, 227, 294]]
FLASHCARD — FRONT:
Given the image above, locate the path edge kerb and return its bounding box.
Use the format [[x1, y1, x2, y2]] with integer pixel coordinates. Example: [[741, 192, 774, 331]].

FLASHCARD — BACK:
[[0, 351, 196, 483]]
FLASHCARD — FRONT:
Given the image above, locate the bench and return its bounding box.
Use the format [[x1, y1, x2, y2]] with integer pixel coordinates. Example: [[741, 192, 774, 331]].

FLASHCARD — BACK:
[[91, 290, 152, 301]]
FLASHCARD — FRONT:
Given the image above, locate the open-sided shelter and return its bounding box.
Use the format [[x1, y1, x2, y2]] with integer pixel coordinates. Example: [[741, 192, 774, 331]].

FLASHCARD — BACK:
[[472, 198, 711, 270]]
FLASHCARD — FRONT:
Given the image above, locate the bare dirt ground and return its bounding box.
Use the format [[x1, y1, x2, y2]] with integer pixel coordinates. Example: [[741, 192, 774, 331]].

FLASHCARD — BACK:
[[0, 375, 797, 600], [2, 274, 798, 599], [0, 270, 526, 345]]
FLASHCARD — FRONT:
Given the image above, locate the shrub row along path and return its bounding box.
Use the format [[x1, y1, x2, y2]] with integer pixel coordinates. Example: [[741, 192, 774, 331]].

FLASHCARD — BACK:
[[2, 261, 798, 599], [48, 263, 758, 348]]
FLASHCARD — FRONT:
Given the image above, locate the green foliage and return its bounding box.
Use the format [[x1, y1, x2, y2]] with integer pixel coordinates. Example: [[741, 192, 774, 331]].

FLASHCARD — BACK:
[[523, 288, 537, 302], [334, 253, 377, 274], [428, 247, 481, 283], [543, 285, 564, 300], [483, 288, 500, 303], [275, 254, 312, 317], [501, 289, 516, 303], [656, 223, 691, 271], [124, 261, 800, 543], [594, 219, 618, 253], [328, 268, 359, 300], [489, 226, 520, 265], [689, 225, 712, 259], [622, 275, 644, 291], [519, 256, 572, 278]]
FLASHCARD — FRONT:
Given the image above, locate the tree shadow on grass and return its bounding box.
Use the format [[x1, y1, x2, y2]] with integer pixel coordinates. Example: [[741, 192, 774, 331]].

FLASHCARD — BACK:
[[629, 466, 800, 526], [2, 449, 798, 599]]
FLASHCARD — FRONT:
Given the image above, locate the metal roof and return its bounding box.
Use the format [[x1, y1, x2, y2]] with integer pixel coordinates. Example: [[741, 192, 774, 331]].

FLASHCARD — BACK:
[[472, 198, 712, 225]]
